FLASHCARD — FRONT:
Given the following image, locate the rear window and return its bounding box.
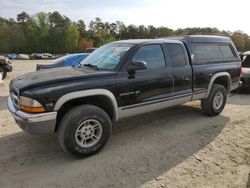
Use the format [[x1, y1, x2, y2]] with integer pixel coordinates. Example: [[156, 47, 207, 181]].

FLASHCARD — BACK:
[[192, 43, 235, 61], [219, 45, 235, 58]]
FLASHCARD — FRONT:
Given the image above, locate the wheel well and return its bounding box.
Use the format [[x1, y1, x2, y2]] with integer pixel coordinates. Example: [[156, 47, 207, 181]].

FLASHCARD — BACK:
[[213, 76, 230, 92], [55, 95, 115, 131]]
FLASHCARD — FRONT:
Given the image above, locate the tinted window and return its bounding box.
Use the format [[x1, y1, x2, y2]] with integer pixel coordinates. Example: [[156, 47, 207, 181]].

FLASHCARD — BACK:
[[192, 43, 223, 60], [133, 45, 166, 69], [219, 45, 235, 58], [166, 43, 186, 67]]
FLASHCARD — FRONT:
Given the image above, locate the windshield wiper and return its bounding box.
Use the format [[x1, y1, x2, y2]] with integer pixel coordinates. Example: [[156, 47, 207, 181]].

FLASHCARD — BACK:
[[82, 64, 99, 70]]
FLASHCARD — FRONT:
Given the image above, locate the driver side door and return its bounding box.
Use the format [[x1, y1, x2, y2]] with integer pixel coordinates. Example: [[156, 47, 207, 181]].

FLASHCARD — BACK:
[[116, 44, 173, 108]]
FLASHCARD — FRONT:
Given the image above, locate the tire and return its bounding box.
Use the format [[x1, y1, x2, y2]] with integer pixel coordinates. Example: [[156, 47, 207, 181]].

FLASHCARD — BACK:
[[57, 104, 112, 157], [0, 67, 7, 80], [201, 84, 227, 116]]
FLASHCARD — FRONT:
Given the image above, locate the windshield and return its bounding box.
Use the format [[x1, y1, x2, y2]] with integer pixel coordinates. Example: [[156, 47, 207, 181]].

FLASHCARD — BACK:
[[80, 43, 134, 70]]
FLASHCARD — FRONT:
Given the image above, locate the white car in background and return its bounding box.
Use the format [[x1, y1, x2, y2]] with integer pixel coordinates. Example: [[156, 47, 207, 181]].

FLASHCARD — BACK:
[[17, 54, 29, 60]]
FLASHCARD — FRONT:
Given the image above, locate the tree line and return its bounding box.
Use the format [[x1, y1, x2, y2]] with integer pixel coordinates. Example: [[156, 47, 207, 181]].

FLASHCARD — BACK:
[[0, 11, 250, 54]]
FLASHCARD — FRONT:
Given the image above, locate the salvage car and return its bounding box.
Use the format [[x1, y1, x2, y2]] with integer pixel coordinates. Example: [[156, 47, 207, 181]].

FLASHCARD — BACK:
[[0, 56, 12, 80], [8, 36, 241, 157], [240, 51, 250, 91], [17, 54, 29, 60], [31, 53, 55, 60], [7, 54, 17, 60], [36, 53, 89, 70]]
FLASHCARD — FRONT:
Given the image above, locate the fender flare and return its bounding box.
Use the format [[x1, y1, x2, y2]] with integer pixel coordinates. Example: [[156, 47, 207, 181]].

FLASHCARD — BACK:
[[205, 72, 232, 98], [54, 89, 119, 121]]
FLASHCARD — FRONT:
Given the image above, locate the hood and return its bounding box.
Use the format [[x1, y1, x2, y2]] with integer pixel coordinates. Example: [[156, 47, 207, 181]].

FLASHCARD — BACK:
[[11, 67, 116, 92]]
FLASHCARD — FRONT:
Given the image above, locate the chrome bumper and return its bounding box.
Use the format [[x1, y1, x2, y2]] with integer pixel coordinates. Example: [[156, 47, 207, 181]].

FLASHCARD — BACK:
[[7, 96, 57, 135]]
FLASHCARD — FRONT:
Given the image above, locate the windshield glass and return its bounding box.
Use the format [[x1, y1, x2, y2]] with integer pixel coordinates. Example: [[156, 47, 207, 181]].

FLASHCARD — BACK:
[[80, 43, 134, 70]]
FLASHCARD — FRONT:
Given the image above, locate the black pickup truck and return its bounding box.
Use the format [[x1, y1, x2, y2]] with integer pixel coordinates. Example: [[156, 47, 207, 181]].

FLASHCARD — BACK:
[[8, 35, 241, 157]]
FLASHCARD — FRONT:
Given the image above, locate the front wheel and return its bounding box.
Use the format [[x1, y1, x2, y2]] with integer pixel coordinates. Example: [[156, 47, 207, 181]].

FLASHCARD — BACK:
[[201, 84, 227, 116], [57, 105, 112, 157]]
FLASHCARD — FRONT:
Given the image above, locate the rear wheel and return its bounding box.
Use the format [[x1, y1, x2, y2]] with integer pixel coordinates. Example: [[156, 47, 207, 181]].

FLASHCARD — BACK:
[[201, 84, 227, 116], [0, 67, 7, 80], [57, 105, 112, 157]]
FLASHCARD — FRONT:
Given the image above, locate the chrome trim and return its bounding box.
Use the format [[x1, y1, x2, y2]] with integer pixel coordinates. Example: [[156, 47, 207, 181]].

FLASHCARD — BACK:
[[118, 94, 192, 119], [119, 91, 136, 97], [54, 89, 119, 121], [205, 72, 232, 98], [8, 96, 57, 123]]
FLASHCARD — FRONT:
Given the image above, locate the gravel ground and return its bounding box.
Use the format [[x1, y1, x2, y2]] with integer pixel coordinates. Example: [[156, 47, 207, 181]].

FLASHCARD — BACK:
[[0, 60, 250, 188]]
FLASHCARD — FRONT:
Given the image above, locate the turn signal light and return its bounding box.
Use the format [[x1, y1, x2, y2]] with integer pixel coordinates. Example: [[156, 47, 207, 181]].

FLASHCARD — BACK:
[[20, 105, 46, 113]]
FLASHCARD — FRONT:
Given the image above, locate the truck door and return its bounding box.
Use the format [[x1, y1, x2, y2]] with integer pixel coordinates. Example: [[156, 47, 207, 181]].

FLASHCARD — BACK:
[[164, 43, 193, 97], [116, 44, 173, 107]]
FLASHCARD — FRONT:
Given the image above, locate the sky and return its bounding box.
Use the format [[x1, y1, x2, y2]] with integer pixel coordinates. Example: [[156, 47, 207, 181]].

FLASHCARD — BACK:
[[0, 0, 250, 34]]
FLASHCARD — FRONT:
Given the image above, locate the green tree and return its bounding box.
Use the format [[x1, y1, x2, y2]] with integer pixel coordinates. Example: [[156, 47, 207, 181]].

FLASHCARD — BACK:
[[65, 22, 80, 52], [231, 32, 246, 52], [17, 11, 29, 23], [1, 12, 250, 54]]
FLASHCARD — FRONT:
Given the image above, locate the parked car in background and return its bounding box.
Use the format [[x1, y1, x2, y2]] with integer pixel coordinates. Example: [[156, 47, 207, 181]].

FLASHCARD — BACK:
[[7, 54, 17, 60], [31, 53, 55, 59], [240, 51, 250, 91], [17, 54, 29, 60], [36, 53, 89, 70], [84, 48, 97, 53], [30, 53, 41, 59], [0, 56, 12, 80], [40, 53, 54, 59]]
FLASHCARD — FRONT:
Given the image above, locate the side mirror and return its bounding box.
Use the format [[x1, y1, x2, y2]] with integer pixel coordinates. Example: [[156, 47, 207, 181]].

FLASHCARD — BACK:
[[128, 60, 147, 73]]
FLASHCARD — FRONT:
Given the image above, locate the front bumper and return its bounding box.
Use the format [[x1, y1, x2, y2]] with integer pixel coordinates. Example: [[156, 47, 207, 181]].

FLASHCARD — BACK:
[[7, 96, 57, 135]]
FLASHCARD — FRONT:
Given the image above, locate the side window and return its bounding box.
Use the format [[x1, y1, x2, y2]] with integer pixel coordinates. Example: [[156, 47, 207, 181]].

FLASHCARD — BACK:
[[219, 45, 235, 58], [133, 45, 166, 69], [165, 43, 186, 67], [192, 43, 223, 60]]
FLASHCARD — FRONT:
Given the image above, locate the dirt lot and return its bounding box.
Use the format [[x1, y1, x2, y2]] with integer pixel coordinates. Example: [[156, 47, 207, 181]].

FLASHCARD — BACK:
[[0, 60, 250, 188]]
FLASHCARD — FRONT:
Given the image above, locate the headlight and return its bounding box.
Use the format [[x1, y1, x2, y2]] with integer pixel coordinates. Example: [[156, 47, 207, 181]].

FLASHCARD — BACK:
[[19, 96, 45, 113]]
